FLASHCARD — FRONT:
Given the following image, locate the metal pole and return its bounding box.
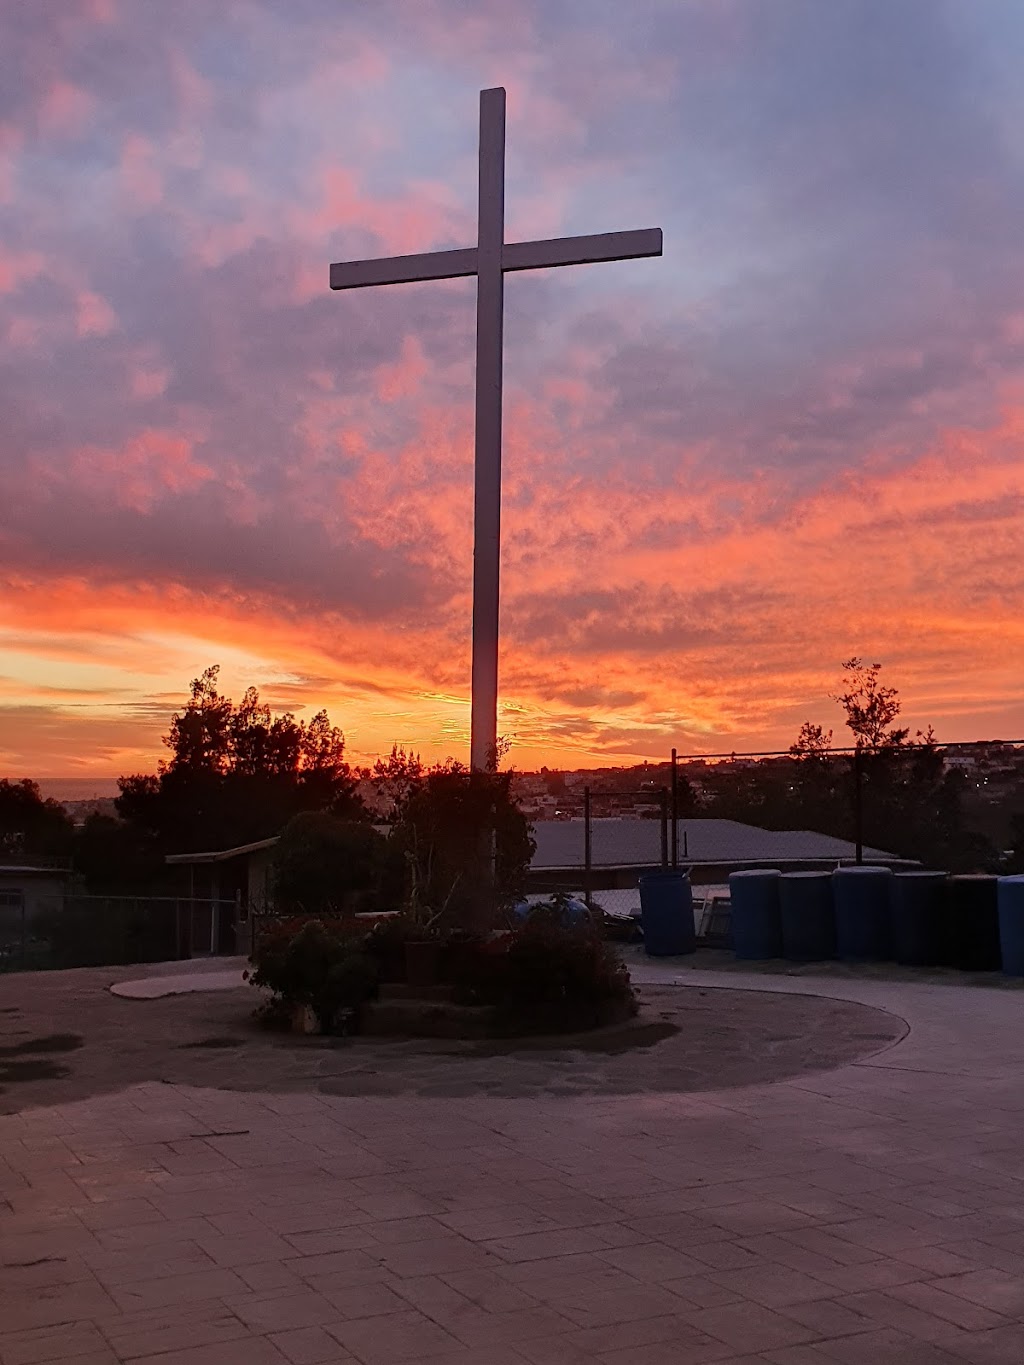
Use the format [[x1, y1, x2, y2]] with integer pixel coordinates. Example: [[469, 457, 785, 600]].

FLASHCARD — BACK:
[[670, 748, 678, 868], [853, 746, 864, 865], [660, 788, 669, 868], [469, 87, 505, 773], [210, 869, 220, 954], [583, 785, 592, 908]]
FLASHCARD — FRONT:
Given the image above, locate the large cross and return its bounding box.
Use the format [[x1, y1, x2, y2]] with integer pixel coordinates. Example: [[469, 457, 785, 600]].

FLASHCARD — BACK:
[[331, 87, 662, 770]]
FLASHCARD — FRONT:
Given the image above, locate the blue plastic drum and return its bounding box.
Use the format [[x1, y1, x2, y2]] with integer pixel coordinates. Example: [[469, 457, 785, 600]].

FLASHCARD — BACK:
[[729, 869, 782, 959], [946, 875, 1001, 971], [997, 875, 1024, 977], [889, 872, 947, 966], [779, 872, 835, 961], [832, 866, 893, 961], [638, 869, 696, 956]]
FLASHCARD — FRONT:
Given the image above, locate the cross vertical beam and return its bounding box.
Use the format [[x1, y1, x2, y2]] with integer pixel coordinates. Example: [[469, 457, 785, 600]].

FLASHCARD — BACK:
[[471, 87, 506, 772], [329, 87, 662, 777]]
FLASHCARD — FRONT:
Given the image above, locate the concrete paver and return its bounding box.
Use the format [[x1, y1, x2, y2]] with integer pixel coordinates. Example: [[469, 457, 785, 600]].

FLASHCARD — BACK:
[[2, 961, 1024, 1362]]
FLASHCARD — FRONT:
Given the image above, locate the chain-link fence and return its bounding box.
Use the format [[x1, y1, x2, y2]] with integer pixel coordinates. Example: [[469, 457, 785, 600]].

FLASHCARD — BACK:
[[521, 741, 1022, 935], [667, 740, 1024, 875], [0, 895, 239, 973], [525, 786, 669, 925]]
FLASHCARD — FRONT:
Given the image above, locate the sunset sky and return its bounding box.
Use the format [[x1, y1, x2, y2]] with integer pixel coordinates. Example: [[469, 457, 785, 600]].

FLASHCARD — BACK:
[[3, 0, 1024, 780]]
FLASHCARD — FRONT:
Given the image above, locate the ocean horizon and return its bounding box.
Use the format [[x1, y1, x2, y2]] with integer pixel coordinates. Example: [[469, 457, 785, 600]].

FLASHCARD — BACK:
[[32, 777, 121, 801]]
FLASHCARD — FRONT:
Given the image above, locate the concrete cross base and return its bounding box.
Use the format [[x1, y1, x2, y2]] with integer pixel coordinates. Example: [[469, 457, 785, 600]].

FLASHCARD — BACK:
[[359, 996, 495, 1038], [378, 981, 457, 1003]]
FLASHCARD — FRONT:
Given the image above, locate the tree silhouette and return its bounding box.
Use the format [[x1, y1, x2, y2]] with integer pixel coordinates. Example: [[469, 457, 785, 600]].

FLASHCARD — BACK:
[[0, 779, 74, 858], [115, 667, 361, 856]]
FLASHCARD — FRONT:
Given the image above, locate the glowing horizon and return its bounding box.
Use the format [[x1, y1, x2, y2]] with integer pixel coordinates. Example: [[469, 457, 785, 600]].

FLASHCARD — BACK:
[[3, 2, 1024, 780]]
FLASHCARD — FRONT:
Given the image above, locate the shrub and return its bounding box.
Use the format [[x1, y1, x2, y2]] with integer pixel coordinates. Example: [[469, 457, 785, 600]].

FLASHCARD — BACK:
[[454, 907, 638, 1035], [390, 764, 535, 930], [272, 812, 400, 915], [246, 918, 378, 1032]]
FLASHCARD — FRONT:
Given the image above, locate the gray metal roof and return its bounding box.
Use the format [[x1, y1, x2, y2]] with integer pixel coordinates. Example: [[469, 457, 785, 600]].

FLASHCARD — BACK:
[[166, 837, 280, 865], [530, 818, 899, 871]]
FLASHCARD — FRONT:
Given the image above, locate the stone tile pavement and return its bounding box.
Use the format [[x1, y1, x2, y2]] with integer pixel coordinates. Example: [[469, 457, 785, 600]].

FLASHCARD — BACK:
[[2, 962, 1024, 1363]]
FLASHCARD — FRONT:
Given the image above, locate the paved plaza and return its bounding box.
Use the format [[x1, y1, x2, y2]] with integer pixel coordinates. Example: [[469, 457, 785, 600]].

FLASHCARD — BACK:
[[2, 956, 1024, 1364]]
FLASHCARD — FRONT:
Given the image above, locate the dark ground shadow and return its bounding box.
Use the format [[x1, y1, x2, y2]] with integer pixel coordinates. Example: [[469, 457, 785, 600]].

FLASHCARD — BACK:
[[0, 959, 907, 1114]]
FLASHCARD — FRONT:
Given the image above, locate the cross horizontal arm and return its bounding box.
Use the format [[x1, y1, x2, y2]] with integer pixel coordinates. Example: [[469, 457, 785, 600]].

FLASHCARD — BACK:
[[330, 246, 477, 290], [502, 227, 662, 273]]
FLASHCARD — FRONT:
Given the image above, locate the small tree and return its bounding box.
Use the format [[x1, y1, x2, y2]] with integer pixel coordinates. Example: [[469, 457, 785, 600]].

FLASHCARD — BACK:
[[0, 779, 74, 858], [367, 745, 425, 821], [116, 667, 362, 859], [74, 812, 166, 893], [789, 722, 833, 763], [272, 812, 398, 915], [831, 658, 909, 751], [391, 761, 535, 931]]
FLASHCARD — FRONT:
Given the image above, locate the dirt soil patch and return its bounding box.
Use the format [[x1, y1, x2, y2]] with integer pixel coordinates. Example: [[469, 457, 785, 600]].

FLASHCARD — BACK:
[[0, 960, 906, 1113]]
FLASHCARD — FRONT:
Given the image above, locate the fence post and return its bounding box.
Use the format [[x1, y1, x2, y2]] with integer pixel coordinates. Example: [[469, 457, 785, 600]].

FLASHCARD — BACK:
[[670, 748, 679, 868], [583, 785, 592, 907], [660, 788, 669, 868]]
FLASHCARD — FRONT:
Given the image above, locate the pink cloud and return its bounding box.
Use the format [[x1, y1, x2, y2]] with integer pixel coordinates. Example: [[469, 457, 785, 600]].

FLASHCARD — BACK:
[[75, 289, 117, 337], [69, 428, 214, 513], [38, 80, 95, 137], [0, 248, 44, 294], [118, 134, 163, 210], [294, 164, 471, 258], [376, 335, 428, 401]]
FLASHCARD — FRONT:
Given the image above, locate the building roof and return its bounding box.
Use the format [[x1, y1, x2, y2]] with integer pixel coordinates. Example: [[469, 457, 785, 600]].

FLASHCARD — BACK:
[[0, 864, 72, 878], [165, 837, 280, 865], [531, 817, 902, 871], [162, 818, 903, 875]]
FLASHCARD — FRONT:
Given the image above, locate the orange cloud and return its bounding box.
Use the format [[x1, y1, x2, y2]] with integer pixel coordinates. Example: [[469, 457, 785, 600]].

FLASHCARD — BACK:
[[8, 386, 1024, 778], [67, 429, 214, 513]]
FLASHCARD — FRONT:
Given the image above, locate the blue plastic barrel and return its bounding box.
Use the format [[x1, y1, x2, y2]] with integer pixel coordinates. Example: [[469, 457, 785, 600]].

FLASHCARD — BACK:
[[832, 866, 893, 961], [997, 876, 1024, 977], [779, 872, 835, 961], [512, 896, 590, 925], [638, 869, 696, 956], [946, 875, 1001, 971], [889, 872, 947, 966], [729, 869, 782, 959]]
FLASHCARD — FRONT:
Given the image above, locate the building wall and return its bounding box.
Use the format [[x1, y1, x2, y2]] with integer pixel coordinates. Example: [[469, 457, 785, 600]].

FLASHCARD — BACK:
[[247, 849, 273, 912], [0, 873, 67, 939]]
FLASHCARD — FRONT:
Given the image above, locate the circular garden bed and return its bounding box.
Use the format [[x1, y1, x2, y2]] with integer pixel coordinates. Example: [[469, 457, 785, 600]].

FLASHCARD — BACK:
[[246, 905, 639, 1040]]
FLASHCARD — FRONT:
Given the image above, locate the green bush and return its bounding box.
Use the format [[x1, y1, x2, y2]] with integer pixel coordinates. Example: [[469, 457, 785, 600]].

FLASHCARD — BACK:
[[246, 918, 378, 1032], [453, 907, 638, 1035]]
